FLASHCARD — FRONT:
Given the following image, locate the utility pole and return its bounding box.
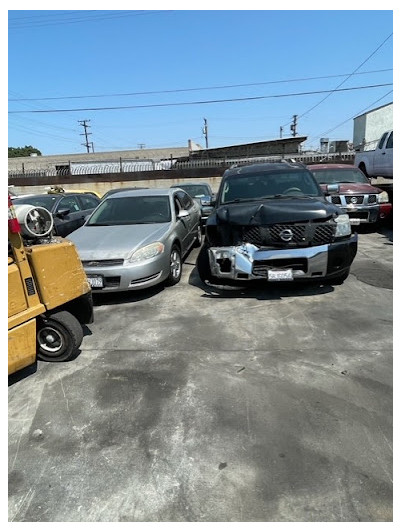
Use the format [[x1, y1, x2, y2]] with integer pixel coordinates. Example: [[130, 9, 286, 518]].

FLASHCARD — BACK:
[[202, 118, 209, 149], [280, 126, 283, 138], [290, 115, 298, 137], [78, 120, 92, 153]]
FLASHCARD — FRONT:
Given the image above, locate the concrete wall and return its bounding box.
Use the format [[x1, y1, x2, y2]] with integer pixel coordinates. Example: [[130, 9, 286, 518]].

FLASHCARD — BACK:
[[9, 174, 224, 198]]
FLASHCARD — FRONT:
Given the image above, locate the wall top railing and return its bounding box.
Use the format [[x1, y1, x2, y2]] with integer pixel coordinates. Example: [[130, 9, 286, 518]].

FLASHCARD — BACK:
[[8, 152, 355, 179]]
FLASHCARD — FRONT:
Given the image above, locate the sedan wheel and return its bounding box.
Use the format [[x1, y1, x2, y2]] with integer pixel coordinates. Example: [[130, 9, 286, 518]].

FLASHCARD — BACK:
[[166, 245, 182, 286]]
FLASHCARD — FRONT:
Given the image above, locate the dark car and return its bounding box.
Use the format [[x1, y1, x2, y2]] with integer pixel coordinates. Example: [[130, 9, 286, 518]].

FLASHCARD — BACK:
[[307, 164, 392, 225], [170, 182, 215, 227], [197, 161, 358, 287], [13, 193, 101, 237], [101, 187, 148, 200]]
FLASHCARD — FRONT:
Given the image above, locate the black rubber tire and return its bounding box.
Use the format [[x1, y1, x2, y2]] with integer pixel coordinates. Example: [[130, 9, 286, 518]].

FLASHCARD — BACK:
[[196, 245, 221, 286], [193, 224, 202, 248], [165, 245, 182, 286], [37, 310, 83, 362], [324, 268, 350, 286]]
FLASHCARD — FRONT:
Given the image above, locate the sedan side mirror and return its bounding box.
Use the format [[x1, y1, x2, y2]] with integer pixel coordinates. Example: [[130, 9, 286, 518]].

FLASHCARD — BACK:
[[177, 209, 189, 218], [56, 208, 71, 218]]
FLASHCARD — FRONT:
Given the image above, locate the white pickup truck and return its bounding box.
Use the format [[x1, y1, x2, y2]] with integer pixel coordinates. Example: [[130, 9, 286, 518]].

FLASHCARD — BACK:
[[354, 130, 393, 179]]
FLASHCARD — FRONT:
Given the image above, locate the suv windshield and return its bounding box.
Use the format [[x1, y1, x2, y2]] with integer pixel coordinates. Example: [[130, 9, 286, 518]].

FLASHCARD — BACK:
[[87, 196, 171, 225], [310, 168, 369, 185], [220, 170, 321, 204]]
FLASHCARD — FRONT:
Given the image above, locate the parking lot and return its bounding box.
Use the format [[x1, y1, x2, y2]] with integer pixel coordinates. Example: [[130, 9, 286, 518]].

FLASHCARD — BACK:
[[8, 223, 393, 522]]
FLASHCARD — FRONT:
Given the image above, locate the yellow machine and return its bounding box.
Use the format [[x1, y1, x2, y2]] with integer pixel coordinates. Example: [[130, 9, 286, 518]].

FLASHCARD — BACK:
[[8, 196, 93, 375]]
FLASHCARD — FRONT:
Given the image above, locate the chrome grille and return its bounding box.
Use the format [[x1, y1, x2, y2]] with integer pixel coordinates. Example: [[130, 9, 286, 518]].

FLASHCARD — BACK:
[[269, 224, 306, 243], [241, 222, 335, 246], [82, 259, 124, 267], [345, 196, 364, 205]]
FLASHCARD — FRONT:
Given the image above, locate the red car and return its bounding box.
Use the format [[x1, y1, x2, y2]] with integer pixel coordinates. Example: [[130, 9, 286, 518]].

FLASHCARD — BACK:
[[308, 164, 392, 225]]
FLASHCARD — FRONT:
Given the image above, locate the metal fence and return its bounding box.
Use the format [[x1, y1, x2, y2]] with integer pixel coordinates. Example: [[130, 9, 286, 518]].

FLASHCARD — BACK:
[[8, 152, 355, 179]]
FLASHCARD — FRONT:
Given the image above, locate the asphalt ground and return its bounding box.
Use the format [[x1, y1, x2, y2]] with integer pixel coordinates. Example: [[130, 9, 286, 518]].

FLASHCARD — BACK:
[[8, 221, 393, 522]]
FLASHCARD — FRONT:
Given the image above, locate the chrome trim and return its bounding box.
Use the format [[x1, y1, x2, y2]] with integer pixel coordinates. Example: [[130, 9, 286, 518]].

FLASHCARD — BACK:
[[208, 243, 329, 280]]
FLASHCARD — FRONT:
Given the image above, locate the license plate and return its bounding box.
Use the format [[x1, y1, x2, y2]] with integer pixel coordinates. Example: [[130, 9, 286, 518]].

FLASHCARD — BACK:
[[87, 275, 104, 288], [350, 219, 361, 225], [268, 269, 293, 281]]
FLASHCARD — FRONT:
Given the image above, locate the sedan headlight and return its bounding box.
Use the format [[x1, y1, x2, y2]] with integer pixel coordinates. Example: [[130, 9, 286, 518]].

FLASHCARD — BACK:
[[334, 214, 351, 237], [127, 242, 165, 263], [378, 191, 389, 203]]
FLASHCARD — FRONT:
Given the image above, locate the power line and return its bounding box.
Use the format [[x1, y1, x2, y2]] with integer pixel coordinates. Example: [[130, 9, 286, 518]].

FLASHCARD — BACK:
[[8, 10, 170, 29], [309, 91, 393, 142], [8, 69, 392, 102], [282, 32, 393, 127], [8, 83, 392, 114]]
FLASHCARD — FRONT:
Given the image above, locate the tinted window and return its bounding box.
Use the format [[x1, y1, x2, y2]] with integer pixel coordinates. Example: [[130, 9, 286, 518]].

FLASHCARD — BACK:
[[176, 190, 194, 210], [13, 195, 58, 211], [311, 168, 369, 184], [220, 170, 320, 204], [378, 132, 388, 149], [87, 196, 171, 225], [175, 184, 210, 197], [386, 131, 393, 149], [79, 194, 100, 210], [57, 196, 81, 213]]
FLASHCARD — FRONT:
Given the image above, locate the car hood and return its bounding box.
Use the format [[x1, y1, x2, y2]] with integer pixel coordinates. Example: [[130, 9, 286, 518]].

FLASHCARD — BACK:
[[68, 223, 171, 259], [319, 183, 382, 194], [215, 197, 340, 225]]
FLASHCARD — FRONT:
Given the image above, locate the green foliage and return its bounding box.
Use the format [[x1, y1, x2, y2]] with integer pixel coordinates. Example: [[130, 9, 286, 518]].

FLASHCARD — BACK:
[[8, 146, 42, 158]]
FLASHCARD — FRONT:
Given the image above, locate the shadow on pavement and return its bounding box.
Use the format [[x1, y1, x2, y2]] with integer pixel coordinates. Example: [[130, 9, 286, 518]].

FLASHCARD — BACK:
[[92, 283, 165, 306], [188, 265, 334, 300]]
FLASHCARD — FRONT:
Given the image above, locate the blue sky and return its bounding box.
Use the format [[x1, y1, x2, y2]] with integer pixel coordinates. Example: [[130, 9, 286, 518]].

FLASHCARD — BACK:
[[8, 6, 395, 156]]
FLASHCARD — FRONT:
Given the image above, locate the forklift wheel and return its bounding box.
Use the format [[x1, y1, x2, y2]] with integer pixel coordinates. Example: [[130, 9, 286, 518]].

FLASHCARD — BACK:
[[37, 311, 83, 362]]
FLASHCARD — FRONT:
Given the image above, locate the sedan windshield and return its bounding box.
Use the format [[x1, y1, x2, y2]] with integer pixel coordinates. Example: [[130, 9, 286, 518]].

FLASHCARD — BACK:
[[176, 185, 210, 197], [13, 195, 58, 211], [87, 196, 171, 225], [220, 170, 320, 204], [310, 168, 369, 184]]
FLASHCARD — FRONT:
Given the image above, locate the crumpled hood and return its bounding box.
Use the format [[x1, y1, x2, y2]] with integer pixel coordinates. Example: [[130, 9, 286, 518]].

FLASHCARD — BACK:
[[215, 198, 340, 225], [320, 183, 382, 194], [68, 223, 171, 259]]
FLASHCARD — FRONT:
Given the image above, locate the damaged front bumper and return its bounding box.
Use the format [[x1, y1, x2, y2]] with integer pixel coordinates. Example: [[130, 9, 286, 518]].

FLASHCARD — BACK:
[[207, 235, 358, 282]]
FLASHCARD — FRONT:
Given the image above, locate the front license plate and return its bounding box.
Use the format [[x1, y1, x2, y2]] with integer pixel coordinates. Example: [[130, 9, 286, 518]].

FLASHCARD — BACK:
[[350, 219, 361, 225], [268, 269, 293, 281], [87, 275, 104, 288]]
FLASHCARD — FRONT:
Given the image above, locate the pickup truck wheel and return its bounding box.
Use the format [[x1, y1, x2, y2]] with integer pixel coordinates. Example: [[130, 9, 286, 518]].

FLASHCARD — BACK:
[[197, 245, 221, 286], [165, 245, 182, 286], [325, 268, 350, 286], [37, 311, 83, 362]]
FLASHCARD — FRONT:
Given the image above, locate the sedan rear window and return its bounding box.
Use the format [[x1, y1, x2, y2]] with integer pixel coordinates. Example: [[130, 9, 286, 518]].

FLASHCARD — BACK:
[[87, 196, 171, 225]]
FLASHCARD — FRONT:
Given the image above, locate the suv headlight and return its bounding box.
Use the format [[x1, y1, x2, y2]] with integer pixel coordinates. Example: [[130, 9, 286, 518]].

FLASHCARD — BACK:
[[378, 191, 389, 203], [334, 214, 351, 237], [127, 242, 165, 263]]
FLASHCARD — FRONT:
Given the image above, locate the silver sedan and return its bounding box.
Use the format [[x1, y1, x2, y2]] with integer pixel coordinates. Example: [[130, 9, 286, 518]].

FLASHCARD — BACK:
[[68, 188, 202, 292]]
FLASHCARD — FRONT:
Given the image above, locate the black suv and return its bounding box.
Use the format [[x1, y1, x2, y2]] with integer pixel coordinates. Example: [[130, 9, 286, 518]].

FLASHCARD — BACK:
[[197, 162, 358, 286], [13, 193, 101, 237]]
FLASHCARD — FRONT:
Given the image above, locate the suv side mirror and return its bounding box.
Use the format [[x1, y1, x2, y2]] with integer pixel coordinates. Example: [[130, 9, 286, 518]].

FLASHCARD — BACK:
[[326, 184, 339, 194]]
